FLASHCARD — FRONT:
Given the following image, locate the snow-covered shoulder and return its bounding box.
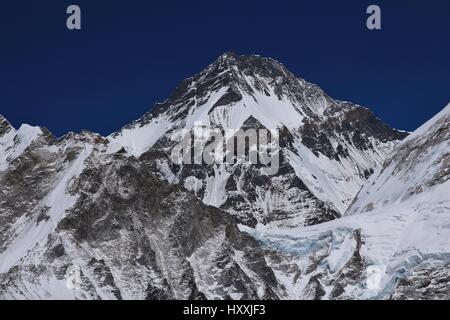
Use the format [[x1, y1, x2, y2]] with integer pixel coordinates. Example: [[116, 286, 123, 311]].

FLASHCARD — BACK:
[[401, 102, 450, 144], [0, 123, 43, 171]]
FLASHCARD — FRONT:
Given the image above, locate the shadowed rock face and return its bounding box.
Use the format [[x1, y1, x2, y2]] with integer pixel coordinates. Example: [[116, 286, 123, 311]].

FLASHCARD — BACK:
[[0, 115, 13, 137], [300, 106, 408, 160], [391, 262, 450, 300], [245, 227, 368, 300], [0, 131, 59, 251], [60, 153, 280, 300], [134, 52, 306, 126], [0, 132, 281, 299]]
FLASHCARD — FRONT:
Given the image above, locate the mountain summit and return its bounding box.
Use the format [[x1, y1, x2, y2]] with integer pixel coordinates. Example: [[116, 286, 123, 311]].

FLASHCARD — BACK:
[[109, 52, 407, 227]]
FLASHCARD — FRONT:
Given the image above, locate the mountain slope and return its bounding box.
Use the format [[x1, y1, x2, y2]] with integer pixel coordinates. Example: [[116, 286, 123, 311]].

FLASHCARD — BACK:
[[243, 103, 450, 299], [1, 53, 445, 300], [347, 102, 450, 215], [0, 125, 281, 299], [108, 52, 407, 228], [0, 115, 43, 171]]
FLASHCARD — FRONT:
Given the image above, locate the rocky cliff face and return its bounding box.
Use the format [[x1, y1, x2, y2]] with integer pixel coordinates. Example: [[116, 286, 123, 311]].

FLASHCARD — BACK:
[[0, 129, 281, 299]]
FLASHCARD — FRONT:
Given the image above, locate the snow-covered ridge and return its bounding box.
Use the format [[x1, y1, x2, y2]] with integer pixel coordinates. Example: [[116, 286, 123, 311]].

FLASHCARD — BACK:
[[0, 118, 43, 171], [401, 102, 450, 144], [347, 102, 450, 216]]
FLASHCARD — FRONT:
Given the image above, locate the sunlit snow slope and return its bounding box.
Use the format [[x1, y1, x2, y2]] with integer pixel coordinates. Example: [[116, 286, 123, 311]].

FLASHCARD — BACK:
[[242, 103, 450, 299]]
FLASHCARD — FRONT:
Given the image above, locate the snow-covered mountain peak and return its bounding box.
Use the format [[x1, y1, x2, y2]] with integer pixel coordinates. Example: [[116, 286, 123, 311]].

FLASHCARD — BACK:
[[109, 52, 339, 156], [107, 53, 408, 227], [204, 52, 315, 105]]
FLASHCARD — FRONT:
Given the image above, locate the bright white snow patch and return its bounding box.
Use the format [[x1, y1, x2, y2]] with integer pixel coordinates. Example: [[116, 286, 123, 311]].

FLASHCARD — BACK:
[[107, 116, 172, 157]]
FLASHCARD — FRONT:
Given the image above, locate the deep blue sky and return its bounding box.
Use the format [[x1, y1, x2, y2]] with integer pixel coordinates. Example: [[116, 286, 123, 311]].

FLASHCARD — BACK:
[[1, 0, 449, 136]]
